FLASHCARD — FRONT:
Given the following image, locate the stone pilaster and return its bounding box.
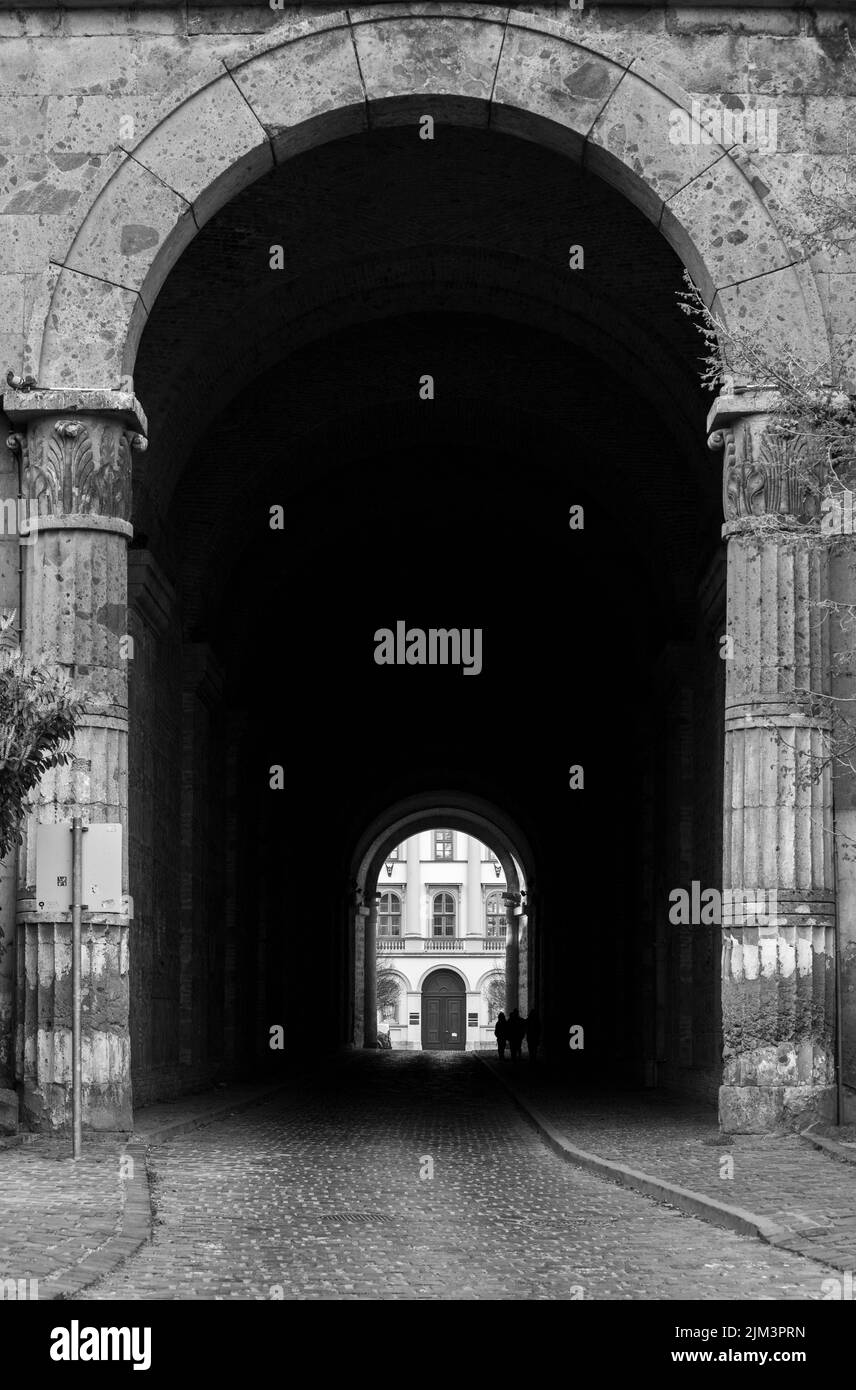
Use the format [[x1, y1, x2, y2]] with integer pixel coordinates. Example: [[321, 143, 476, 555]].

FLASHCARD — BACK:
[[709, 388, 835, 1132], [466, 835, 481, 936], [406, 833, 420, 938], [364, 891, 379, 1048], [353, 895, 368, 1046], [4, 388, 146, 1132], [503, 890, 521, 1013]]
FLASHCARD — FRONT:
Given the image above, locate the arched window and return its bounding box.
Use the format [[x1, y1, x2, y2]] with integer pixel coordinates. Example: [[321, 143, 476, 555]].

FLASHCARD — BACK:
[[432, 892, 456, 937], [485, 891, 505, 939], [378, 891, 402, 936]]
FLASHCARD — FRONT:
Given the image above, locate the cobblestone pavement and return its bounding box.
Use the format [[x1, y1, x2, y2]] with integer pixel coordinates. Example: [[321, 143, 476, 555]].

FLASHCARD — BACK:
[[0, 1137, 125, 1294], [486, 1062, 856, 1270], [73, 1052, 841, 1301]]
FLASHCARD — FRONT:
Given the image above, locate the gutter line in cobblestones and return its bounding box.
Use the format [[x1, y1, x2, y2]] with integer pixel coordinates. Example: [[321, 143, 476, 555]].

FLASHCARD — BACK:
[[478, 1059, 810, 1252], [41, 1082, 288, 1300]]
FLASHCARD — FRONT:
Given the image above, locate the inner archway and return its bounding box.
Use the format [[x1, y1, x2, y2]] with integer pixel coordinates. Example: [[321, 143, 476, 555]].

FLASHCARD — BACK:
[[351, 797, 533, 1052]]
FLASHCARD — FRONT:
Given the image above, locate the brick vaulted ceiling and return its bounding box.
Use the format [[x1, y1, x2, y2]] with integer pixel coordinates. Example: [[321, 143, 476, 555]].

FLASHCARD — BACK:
[[133, 123, 720, 655]]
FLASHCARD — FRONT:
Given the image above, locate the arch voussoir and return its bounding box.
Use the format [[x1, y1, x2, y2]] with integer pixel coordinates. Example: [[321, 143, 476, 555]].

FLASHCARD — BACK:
[[491, 19, 624, 159], [351, 6, 506, 127], [119, 76, 274, 232], [227, 21, 368, 161]]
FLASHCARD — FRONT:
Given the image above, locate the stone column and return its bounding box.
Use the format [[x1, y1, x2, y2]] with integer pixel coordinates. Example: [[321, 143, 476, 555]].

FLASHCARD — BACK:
[[709, 388, 836, 1132], [5, 388, 146, 1132], [503, 890, 521, 1013], [466, 835, 481, 936], [363, 892, 379, 1048], [406, 833, 420, 938], [353, 892, 367, 1046], [518, 894, 529, 1017]]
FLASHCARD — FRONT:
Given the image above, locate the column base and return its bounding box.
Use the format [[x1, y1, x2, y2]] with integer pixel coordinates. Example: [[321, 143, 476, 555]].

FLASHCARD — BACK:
[[20, 1056, 133, 1134], [719, 1083, 836, 1134], [21, 1087, 133, 1135]]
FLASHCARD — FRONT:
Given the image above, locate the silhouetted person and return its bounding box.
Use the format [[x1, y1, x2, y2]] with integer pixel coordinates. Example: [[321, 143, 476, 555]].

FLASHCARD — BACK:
[[494, 1010, 508, 1060], [526, 1006, 541, 1063], [507, 1008, 525, 1062]]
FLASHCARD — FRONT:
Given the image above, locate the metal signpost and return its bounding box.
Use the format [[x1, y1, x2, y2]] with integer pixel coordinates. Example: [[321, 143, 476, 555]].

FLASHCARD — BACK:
[[35, 820, 123, 1159], [71, 818, 83, 1160]]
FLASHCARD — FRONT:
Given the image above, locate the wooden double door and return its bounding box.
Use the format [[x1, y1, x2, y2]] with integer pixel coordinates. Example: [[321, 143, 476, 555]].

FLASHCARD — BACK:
[[421, 970, 466, 1050]]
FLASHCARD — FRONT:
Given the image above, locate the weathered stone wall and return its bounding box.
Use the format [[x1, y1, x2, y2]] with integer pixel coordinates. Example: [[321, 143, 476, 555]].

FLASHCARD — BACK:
[[0, 433, 22, 1088], [127, 551, 183, 1104]]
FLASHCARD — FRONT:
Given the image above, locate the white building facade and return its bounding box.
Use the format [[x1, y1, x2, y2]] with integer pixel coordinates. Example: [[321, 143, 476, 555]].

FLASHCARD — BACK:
[[376, 831, 511, 1051]]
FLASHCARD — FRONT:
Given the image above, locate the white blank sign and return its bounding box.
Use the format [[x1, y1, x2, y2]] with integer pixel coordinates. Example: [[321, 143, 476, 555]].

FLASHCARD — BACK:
[[35, 823, 123, 912]]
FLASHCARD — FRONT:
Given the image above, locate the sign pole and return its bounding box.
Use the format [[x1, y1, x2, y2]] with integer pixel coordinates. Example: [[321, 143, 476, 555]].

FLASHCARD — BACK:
[[71, 816, 83, 1160]]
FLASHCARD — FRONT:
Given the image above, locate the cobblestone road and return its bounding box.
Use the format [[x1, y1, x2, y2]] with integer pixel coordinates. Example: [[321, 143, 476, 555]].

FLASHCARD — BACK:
[[80, 1053, 838, 1300], [485, 1062, 856, 1269]]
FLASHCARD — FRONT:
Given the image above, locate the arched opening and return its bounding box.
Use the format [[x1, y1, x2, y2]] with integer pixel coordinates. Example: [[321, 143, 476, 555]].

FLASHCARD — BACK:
[[118, 110, 722, 1106]]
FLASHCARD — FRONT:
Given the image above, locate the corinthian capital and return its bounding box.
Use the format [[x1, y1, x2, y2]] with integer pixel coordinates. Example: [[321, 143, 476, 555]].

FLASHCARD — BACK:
[[707, 387, 825, 527], [2, 388, 147, 528]]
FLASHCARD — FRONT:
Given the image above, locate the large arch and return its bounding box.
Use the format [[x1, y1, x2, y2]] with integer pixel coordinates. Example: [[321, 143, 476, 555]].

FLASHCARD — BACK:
[[31, 7, 829, 390], [2, 4, 844, 1138]]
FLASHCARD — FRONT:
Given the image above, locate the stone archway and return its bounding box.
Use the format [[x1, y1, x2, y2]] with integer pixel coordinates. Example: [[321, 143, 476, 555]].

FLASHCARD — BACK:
[[1, 6, 838, 1134]]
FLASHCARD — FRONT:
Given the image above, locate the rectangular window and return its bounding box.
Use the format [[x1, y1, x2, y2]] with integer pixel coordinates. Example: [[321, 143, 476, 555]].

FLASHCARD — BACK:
[[485, 893, 506, 937], [433, 829, 453, 860], [379, 892, 402, 936]]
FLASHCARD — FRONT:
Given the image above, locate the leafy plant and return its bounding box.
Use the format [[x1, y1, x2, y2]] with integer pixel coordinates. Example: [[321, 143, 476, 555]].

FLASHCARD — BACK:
[[0, 615, 81, 861]]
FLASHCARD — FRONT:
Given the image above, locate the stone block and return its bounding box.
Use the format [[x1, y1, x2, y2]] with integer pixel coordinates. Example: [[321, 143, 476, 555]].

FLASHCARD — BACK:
[[720, 1083, 837, 1134], [229, 20, 367, 161], [62, 154, 192, 292], [353, 9, 505, 129], [667, 8, 802, 39], [0, 1084, 18, 1135], [37, 267, 141, 390], [128, 74, 274, 230], [586, 59, 724, 228], [492, 17, 624, 161], [711, 264, 829, 374], [665, 145, 797, 291]]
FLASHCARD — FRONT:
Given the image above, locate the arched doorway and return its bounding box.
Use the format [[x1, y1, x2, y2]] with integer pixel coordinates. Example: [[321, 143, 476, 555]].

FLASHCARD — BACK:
[[421, 969, 466, 1052]]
